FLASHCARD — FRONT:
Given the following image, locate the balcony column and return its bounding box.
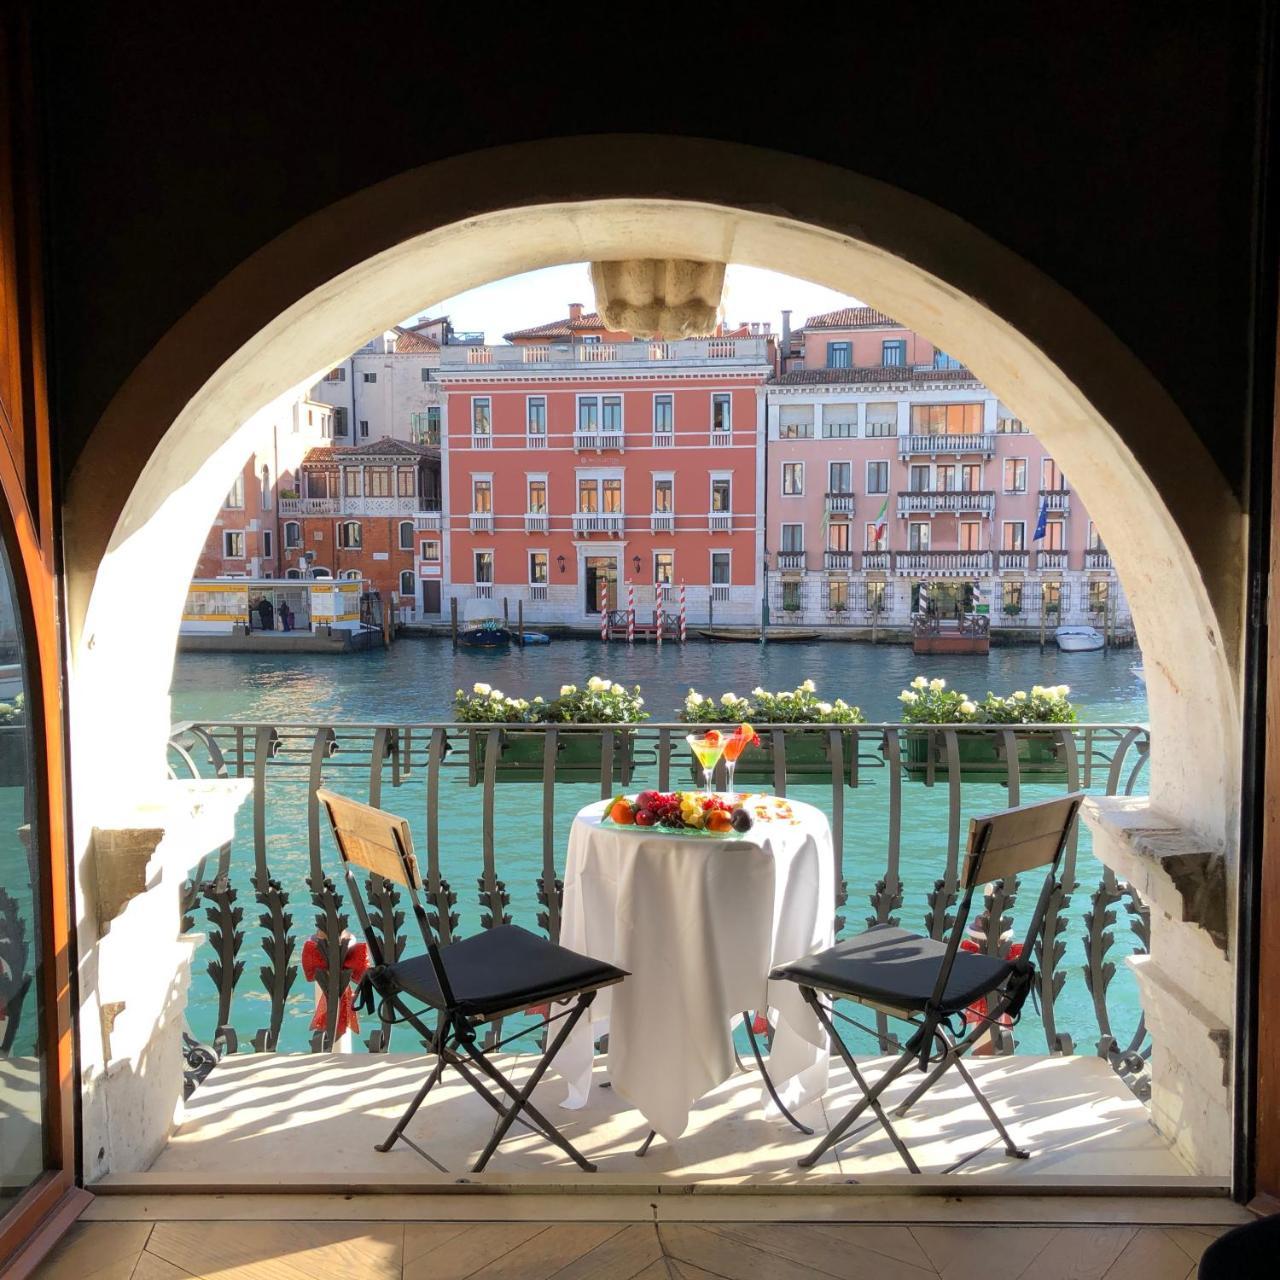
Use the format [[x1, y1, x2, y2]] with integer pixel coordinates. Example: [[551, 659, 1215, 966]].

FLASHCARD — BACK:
[[982, 396, 997, 434]]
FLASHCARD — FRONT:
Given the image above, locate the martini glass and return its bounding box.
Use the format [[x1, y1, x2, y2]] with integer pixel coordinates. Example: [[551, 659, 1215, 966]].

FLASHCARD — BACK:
[[721, 727, 749, 795], [686, 732, 726, 794]]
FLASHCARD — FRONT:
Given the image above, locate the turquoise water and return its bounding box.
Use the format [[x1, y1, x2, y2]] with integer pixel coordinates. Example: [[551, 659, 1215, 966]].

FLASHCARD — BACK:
[[170, 638, 1149, 1055]]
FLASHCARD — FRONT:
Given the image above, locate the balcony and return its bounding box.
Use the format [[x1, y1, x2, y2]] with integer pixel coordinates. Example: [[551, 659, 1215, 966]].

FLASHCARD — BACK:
[[524, 511, 549, 533], [651, 511, 675, 533], [1040, 488, 1072, 513], [572, 512, 625, 535], [573, 430, 625, 452], [824, 491, 856, 514], [776, 551, 807, 570], [999, 550, 1030, 570], [1038, 550, 1069, 571], [895, 551, 994, 575], [710, 428, 734, 447], [898, 432, 996, 457], [470, 431, 493, 449], [414, 507, 442, 531], [708, 510, 733, 532], [279, 496, 338, 515], [823, 550, 855, 571], [469, 511, 493, 533], [896, 490, 995, 516], [710, 584, 731, 603], [439, 336, 774, 371], [861, 550, 891, 571], [525, 432, 548, 449], [528, 583, 548, 602], [152, 719, 1186, 1189], [473, 582, 494, 598], [1086, 549, 1114, 570], [340, 494, 421, 517], [651, 429, 675, 448]]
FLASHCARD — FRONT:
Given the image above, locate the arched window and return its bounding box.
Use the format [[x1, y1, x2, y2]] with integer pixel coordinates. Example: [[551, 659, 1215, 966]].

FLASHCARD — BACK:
[[398, 519, 414, 550], [339, 569, 361, 580], [399, 570, 414, 596], [337, 520, 361, 549], [284, 520, 301, 548], [310, 566, 332, 578], [285, 568, 302, 579]]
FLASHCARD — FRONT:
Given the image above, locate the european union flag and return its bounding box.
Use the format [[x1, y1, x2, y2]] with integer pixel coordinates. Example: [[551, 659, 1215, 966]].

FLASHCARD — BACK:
[[1033, 496, 1049, 542]]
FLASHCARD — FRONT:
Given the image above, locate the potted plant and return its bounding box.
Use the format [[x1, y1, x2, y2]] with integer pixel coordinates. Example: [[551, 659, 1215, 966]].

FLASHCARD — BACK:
[[0, 694, 26, 788], [897, 677, 1074, 781], [1002, 602, 1023, 617]]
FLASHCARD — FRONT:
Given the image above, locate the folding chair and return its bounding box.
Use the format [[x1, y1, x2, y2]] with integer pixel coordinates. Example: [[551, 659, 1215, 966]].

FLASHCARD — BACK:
[[771, 791, 1083, 1173], [317, 787, 627, 1173]]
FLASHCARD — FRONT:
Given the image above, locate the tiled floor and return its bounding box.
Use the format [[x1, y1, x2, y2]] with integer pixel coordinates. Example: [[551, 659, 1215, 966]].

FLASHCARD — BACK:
[[142, 1050, 1195, 1186], [27, 1217, 1234, 1279]]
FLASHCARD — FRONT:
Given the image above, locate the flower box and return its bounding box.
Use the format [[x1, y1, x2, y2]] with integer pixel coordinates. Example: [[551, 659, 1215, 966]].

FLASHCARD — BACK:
[[687, 728, 858, 786], [899, 729, 1068, 782], [468, 728, 634, 785]]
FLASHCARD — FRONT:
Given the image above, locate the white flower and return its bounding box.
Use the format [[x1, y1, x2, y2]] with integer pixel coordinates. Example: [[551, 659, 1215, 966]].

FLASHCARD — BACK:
[[930, 677, 946, 691], [817, 701, 833, 715], [911, 675, 928, 689], [490, 689, 504, 700], [1013, 690, 1027, 701], [635, 697, 644, 705], [720, 692, 738, 705], [1031, 684, 1045, 696], [752, 686, 765, 697], [899, 690, 918, 703], [587, 676, 608, 692], [473, 682, 491, 696], [801, 679, 816, 692], [533, 695, 544, 703], [1056, 684, 1071, 697], [834, 698, 848, 709], [560, 684, 577, 696], [959, 700, 977, 716]]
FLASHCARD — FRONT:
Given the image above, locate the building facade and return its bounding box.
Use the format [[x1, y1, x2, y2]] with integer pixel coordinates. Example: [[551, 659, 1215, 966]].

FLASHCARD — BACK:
[[764, 308, 1128, 631]]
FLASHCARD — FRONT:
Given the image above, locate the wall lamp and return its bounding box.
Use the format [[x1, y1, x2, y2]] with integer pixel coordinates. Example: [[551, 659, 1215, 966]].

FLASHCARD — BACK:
[[557, 554, 567, 574], [632, 555, 642, 573]]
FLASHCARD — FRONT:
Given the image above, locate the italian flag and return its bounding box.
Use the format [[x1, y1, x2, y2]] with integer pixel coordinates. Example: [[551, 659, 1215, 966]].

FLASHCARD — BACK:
[[873, 497, 889, 542]]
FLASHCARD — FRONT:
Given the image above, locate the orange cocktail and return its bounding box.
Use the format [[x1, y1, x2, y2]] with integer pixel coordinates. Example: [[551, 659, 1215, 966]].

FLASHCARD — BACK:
[[721, 722, 760, 791]]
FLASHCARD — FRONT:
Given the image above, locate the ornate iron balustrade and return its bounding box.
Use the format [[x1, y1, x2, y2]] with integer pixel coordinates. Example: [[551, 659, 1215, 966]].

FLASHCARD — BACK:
[[168, 719, 1152, 1102]]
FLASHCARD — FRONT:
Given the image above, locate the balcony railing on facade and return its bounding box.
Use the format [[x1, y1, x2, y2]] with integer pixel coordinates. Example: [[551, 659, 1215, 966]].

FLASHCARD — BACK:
[[441, 336, 773, 371], [651, 511, 675, 533], [469, 511, 494, 533], [524, 511, 549, 534], [999, 551, 1030, 571], [415, 506, 443, 532], [651, 429, 675, 448], [282, 495, 422, 517], [894, 551, 994, 576], [572, 512, 625, 535], [896, 490, 995, 516], [822, 550, 855, 571], [708, 510, 733, 533], [526, 432, 548, 449], [470, 431, 493, 450], [710, 427, 734, 447], [573, 430, 625, 453], [167, 718, 1152, 1106], [898, 432, 996, 457], [1040, 489, 1072, 513], [776, 551, 807, 570], [1085, 550, 1114, 570], [824, 492, 856, 514], [861, 550, 891, 571], [1037, 550, 1070, 571]]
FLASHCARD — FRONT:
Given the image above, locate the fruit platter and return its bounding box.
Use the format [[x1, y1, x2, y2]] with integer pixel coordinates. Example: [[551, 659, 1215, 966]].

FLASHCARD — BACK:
[[604, 790, 801, 836]]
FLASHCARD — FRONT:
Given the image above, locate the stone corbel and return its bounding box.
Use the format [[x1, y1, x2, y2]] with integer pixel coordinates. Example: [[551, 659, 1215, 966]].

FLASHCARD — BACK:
[[590, 259, 724, 338]]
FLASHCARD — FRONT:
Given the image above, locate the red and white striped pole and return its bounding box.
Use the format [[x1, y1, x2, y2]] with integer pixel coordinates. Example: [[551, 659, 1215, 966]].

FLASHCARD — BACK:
[[600, 581, 608, 643], [627, 581, 635, 644], [679, 582, 687, 644], [656, 589, 664, 648]]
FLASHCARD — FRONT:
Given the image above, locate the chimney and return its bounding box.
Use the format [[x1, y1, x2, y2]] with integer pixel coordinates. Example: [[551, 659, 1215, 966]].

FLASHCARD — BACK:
[[781, 310, 793, 371], [568, 302, 584, 321]]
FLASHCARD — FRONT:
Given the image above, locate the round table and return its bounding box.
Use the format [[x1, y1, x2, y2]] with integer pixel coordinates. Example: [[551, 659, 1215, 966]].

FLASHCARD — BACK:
[[556, 794, 835, 1141]]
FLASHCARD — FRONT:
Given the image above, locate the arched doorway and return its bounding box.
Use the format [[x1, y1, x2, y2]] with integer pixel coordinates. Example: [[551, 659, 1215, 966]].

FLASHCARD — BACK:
[[61, 137, 1243, 1182]]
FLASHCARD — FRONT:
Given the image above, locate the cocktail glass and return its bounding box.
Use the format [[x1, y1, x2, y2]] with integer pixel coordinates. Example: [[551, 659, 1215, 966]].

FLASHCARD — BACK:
[[686, 733, 726, 794], [721, 728, 749, 794]]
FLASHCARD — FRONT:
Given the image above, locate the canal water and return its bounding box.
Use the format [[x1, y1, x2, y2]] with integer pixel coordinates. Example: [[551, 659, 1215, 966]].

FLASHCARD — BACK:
[[171, 638, 1149, 1056]]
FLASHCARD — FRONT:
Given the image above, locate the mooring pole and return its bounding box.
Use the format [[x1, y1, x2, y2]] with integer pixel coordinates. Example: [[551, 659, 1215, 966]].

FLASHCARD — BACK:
[[518, 599, 524, 648], [451, 596, 458, 650]]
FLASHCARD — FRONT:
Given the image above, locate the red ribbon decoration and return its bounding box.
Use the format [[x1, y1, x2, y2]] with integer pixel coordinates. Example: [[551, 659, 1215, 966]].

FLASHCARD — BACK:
[[301, 933, 370, 1038]]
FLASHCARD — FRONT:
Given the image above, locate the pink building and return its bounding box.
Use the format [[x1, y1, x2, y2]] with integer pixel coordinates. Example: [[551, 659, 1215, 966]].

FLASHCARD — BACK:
[[429, 306, 775, 626], [765, 308, 1126, 629]]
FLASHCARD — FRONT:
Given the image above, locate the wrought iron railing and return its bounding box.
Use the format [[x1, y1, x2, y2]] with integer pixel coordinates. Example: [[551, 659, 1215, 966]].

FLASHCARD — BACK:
[[168, 720, 1152, 1101]]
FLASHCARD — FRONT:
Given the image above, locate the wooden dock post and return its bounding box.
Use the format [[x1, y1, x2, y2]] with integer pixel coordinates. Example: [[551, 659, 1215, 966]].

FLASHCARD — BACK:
[[517, 599, 524, 648], [1039, 607, 1046, 651], [708, 593, 714, 633], [450, 596, 458, 650], [503, 597, 509, 630]]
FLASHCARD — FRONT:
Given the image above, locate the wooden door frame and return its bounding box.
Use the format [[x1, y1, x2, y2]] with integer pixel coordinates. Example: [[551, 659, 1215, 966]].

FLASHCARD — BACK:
[[0, 11, 81, 1272]]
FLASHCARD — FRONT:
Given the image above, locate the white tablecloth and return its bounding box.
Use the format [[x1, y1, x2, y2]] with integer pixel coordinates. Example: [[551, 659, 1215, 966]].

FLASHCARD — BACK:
[[557, 796, 835, 1140]]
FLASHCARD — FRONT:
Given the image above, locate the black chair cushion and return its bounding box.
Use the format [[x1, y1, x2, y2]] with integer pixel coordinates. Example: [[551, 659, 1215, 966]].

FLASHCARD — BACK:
[[771, 924, 1015, 1015], [388, 924, 626, 1017]]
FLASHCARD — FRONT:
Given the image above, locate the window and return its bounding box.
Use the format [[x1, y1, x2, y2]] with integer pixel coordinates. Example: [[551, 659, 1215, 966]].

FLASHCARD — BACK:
[[826, 341, 851, 368], [223, 531, 244, 558], [711, 394, 731, 434], [961, 463, 982, 490], [865, 404, 898, 436], [420, 539, 441, 563], [285, 568, 302, 579], [1003, 458, 1027, 493], [324, 367, 346, 382], [340, 569, 361, 580], [307, 410, 314, 426], [653, 477, 673, 511], [284, 521, 301, 549], [366, 467, 391, 497], [827, 579, 849, 610], [711, 551, 731, 585], [472, 398, 491, 435], [653, 395, 673, 434], [654, 552, 673, 585], [333, 407, 349, 436], [581, 334, 601, 345], [602, 477, 622, 512], [527, 396, 546, 435], [958, 521, 981, 551], [910, 403, 984, 435], [577, 479, 598, 512], [829, 462, 852, 493], [1043, 520, 1065, 550], [362, 371, 377, 383], [602, 396, 622, 432], [262, 529, 273, 558], [933, 350, 964, 370], [1003, 521, 1026, 551], [1043, 581, 1064, 614], [359, 419, 369, 438], [1041, 458, 1065, 491], [474, 551, 493, 584], [1087, 521, 1105, 551], [867, 580, 887, 613], [782, 462, 804, 495], [1003, 581, 1024, 613], [778, 407, 813, 438], [311, 566, 331, 578], [578, 398, 598, 432], [936, 464, 957, 491], [782, 579, 802, 610], [399, 520, 414, 550], [710, 477, 732, 512], [997, 416, 1027, 433], [909, 464, 931, 492], [823, 419, 856, 438], [1089, 580, 1111, 614], [827, 522, 851, 552], [781, 523, 804, 553], [865, 522, 887, 552], [528, 478, 547, 512], [338, 521, 361, 549], [908, 521, 930, 551], [882, 339, 906, 366], [398, 469, 416, 497], [866, 461, 888, 494], [399, 570, 415, 596], [226, 474, 245, 509], [472, 479, 492, 512], [344, 469, 362, 497], [530, 552, 548, 584]]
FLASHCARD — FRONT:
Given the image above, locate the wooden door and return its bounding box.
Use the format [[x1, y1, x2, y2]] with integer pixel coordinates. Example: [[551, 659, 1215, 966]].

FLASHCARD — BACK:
[[0, 12, 82, 1272]]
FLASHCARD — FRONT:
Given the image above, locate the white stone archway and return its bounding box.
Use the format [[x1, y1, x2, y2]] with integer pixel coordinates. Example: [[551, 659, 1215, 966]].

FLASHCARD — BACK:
[[62, 139, 1242, 1179]]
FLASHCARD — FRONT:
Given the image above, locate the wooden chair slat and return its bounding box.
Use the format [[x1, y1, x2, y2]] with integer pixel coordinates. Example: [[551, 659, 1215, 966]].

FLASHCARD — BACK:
[[317, 787, 421, 889]]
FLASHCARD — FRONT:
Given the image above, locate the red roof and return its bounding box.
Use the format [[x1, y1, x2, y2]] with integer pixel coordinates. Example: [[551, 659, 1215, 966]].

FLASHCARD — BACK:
[[502, 311, 607, 341], [802, 306, 905, 330], [394, 326, 439, 353]]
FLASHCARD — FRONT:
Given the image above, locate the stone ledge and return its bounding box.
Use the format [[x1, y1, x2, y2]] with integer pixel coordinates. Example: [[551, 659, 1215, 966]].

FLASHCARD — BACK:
[[1081, 796, 1228, 951]]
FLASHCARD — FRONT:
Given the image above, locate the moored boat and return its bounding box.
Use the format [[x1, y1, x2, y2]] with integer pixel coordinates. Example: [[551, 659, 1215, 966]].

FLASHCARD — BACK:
[[459, 598, 513, 648], [1054, 625, 1105, 652]]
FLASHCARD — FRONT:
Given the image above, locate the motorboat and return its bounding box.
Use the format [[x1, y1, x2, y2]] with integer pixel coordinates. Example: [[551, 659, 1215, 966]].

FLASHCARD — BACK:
[[1054, 625, 1105, 652], [459, 598, 512, 648], [1130, 661, 1146, 684], [521, 632, 551, 645]]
